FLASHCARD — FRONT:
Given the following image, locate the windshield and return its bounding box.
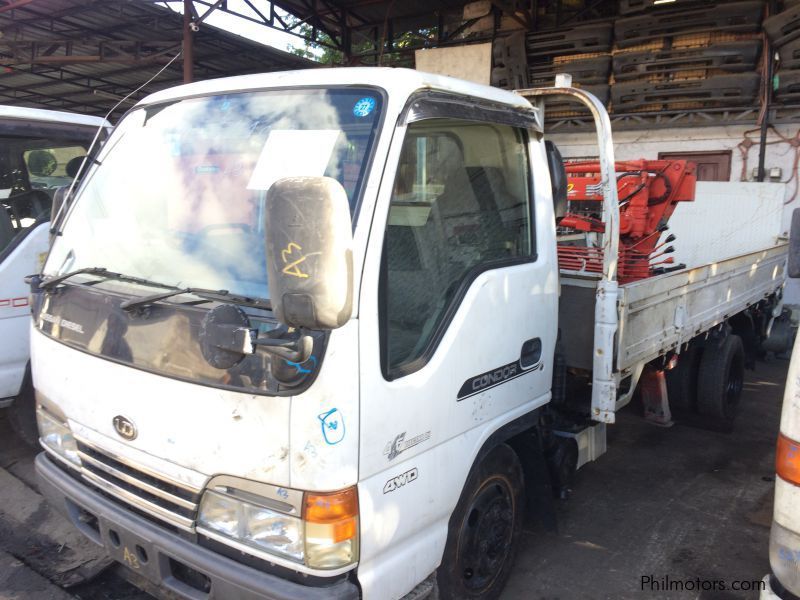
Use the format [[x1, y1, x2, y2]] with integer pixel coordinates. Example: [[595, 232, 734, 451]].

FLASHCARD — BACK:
[[45, 87, 384, 300]]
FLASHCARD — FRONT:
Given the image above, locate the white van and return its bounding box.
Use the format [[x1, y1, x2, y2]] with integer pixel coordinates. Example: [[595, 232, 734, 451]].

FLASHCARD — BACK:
[[763, 208, 800, 599], [0, 106, 109, 443]]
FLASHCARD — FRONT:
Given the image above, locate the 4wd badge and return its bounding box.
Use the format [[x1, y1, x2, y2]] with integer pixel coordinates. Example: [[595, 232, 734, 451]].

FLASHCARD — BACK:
[[383, 468, 418, 494]]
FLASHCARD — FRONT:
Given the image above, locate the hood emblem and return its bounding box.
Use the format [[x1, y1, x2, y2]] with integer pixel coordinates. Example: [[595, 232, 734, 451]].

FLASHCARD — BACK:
[[113, 415, 137, 441]]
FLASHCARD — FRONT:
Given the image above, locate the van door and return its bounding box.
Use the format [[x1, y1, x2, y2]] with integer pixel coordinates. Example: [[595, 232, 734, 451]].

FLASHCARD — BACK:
[[355, 96, 558, 599]]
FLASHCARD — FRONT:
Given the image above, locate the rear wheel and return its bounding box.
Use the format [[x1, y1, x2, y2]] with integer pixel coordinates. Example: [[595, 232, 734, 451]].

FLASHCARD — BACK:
[[696, 334, 745, 432], [437, 444, 524, 600]]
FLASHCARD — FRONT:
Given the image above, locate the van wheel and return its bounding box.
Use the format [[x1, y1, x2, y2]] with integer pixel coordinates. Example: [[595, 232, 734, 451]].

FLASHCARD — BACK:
[[696, 334, 745, 432], [437, 444, 524, 600], [8, 365, 38, 447], [666, 343, 703, 413]]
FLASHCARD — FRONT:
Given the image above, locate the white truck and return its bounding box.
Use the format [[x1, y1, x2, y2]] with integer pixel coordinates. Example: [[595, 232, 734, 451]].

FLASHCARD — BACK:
[[0, 106, 109, 444], [30, 69, 787, 600]]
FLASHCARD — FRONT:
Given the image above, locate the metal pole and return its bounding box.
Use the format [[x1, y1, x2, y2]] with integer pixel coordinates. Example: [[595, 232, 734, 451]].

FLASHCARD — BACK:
[[757, 45, 773, 182], [183, 0, 194, 83], [757, 1, 777, 182]]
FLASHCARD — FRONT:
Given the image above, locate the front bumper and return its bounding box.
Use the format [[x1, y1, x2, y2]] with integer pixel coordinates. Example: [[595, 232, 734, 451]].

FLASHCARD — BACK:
[[36, 453, 360, 600], [762, 574, 800, 600]]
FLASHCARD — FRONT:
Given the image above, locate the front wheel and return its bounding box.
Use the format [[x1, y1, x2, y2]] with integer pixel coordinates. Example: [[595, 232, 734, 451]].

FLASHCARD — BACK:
[[437, 443, 525, 600]]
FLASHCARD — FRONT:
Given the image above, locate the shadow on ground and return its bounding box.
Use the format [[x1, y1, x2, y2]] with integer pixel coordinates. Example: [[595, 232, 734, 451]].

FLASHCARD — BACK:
[[503, 359, 786, 600]]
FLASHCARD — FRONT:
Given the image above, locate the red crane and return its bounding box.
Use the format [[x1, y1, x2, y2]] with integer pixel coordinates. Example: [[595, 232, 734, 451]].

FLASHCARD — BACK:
[[557, 159, 697, 283]]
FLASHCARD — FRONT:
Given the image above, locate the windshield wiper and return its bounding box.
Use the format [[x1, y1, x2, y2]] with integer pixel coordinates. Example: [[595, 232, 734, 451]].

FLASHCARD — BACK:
[[38, 267, 271, 312], [120, 287, 272, 312], [39, 267, 181, 292], [39, 267, 108, 289]]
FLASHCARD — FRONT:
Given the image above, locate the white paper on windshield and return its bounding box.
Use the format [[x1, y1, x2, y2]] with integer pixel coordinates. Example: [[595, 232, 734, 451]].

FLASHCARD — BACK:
[[246, 129, 341, 191]]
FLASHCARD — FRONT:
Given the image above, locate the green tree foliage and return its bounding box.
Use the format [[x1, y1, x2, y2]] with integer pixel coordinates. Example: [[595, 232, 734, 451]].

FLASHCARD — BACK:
[[287, 19, 437, 67]]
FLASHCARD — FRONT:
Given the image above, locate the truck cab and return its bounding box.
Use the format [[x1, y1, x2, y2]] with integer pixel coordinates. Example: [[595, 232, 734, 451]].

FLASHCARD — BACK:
[[0, 106, 109, 443]]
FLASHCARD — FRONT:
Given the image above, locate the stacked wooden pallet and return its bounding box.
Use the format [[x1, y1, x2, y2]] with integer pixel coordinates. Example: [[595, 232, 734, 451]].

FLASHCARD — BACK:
[[612, 0, 763, 113], [503, 0, 766, 116], [523, 21, 613, 115], [765, 0, 800, 104]]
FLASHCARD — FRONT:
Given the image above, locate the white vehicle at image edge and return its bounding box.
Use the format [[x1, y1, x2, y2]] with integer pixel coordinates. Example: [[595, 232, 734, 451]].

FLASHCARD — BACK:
[[30, 68, 788, 600], [763, 210, 800, 600], [0, 106, 109, 444]]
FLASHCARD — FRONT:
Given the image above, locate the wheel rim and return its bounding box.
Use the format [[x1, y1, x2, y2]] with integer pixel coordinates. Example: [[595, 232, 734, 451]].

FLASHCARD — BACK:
[[456, 476, 515, 593]]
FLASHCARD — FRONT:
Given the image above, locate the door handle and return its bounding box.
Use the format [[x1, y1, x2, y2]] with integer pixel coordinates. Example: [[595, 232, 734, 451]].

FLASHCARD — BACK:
[[520, 338, 542, 368]]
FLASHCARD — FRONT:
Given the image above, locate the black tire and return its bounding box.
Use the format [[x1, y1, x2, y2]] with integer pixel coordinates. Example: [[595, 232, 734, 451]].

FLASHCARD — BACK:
[[8, 364, 39, 447], [696, 334, 745, 432], [437, 444, 525, 600], [666, 343, 703, 413]]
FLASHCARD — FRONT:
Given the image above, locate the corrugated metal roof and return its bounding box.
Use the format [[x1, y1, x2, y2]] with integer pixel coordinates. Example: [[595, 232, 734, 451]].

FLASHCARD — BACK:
[[0, 0, 316, 121]]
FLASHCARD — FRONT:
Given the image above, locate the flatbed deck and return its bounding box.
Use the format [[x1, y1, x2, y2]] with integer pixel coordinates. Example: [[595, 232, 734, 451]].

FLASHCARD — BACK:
[[559, 243, 787, 415]]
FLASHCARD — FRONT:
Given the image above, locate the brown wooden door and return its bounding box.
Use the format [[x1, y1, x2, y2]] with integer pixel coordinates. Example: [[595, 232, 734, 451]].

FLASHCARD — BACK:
[[658, 150, 732, 182]]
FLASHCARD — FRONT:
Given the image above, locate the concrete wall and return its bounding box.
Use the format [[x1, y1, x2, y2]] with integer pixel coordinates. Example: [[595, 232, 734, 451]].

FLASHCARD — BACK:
[[414, 44, 492, 85], [549, 123, 800, 304]]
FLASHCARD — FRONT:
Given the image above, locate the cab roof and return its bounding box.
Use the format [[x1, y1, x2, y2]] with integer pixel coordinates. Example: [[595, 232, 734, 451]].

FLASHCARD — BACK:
[[136, 67, 536, 114]]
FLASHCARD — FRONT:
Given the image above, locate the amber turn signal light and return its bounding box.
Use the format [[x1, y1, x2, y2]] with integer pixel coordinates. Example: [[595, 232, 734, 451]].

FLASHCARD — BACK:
[[777, 433, 800, 486], [304, 487, 358, 544]]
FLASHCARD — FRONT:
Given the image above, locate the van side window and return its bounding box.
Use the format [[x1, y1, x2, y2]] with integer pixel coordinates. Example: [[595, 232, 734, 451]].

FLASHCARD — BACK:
[[380, 118, 533, 378]]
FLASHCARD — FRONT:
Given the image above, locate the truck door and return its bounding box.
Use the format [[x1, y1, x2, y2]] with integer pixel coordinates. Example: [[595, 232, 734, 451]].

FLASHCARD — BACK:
[[356, 95, 558, 598]]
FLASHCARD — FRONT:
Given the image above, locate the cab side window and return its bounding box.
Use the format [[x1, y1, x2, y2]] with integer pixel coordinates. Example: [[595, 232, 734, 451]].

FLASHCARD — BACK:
[[380, 118, 533, 378]]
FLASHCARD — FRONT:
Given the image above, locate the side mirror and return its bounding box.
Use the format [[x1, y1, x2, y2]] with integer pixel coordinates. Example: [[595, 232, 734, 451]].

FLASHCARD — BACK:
[[265, 176, 353, 330], [545, 140, 568, 219], [790, 208, 800, 278]]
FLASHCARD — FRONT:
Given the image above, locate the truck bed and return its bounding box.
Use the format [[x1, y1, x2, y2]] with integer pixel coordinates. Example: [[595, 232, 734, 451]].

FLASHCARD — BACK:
[[559, 243, 788, 374]]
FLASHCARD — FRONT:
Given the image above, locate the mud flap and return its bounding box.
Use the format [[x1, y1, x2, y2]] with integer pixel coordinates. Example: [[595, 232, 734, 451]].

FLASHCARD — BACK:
[[508, 428, 558, 533]]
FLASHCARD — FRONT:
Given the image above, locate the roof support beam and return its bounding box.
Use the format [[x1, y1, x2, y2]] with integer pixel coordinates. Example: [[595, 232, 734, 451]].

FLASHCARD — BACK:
[[0, 40, 181, 65]]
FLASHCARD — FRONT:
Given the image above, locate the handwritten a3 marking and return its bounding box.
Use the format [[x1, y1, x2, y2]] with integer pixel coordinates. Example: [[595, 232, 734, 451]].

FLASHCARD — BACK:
[[281, 242, 320, 279], [318, 408, 345, 445]]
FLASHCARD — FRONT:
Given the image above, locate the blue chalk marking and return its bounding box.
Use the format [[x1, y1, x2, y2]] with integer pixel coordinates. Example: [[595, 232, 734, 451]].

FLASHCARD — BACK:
[[353, 97, 376, 117], [285, 355, 317, 375], [779, 547, 800, 562], [318, 408, 345, 445]]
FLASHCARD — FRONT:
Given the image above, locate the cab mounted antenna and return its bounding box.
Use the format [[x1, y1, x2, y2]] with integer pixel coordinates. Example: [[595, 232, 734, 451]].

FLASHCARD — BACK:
[[50, 50, 184, 236]]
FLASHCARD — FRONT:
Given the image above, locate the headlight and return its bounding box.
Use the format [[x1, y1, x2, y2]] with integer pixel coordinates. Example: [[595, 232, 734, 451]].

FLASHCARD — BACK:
[[769, 520, 800, 597], [198, 491, 304, 562], [198, 481, 358, 570], [36, 407, 80, 467]]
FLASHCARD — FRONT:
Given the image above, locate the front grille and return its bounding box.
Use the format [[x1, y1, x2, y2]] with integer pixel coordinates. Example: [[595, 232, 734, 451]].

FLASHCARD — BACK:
[[76, 439, 202, 531]]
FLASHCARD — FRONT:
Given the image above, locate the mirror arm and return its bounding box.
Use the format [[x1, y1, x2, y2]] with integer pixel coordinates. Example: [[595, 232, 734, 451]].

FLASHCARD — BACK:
[[250, 330, 313, 363]]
